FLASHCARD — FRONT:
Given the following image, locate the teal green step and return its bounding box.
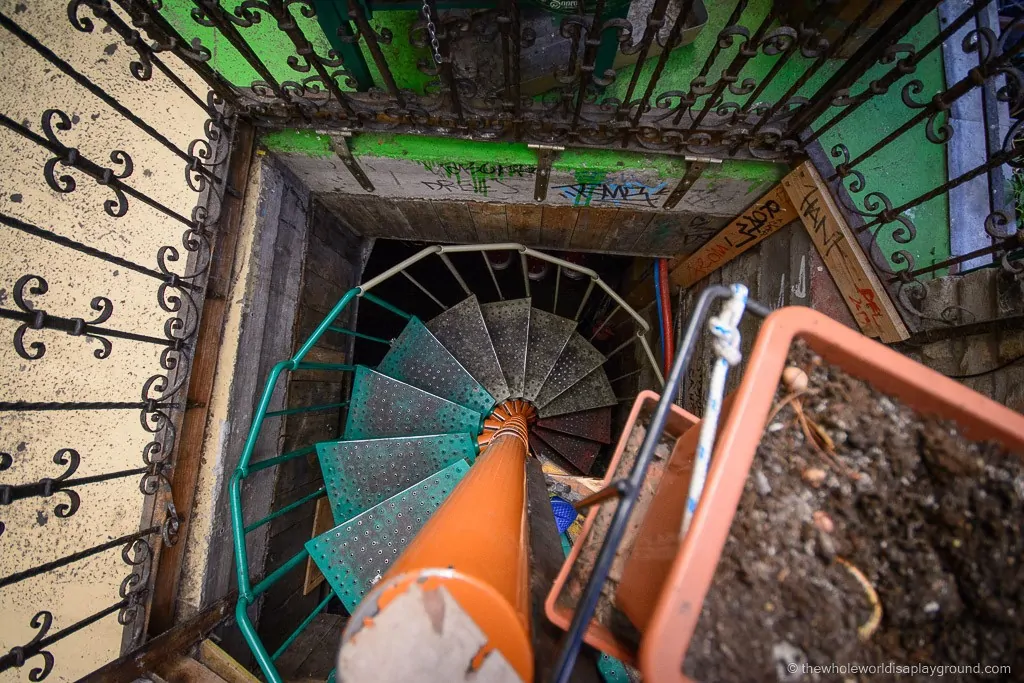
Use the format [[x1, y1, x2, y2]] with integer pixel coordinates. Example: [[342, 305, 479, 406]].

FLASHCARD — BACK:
[[316, 433, 477, 523], [376, 316, 495, 415], [306, 459, 470, 612], [344, 366, 483, 439]]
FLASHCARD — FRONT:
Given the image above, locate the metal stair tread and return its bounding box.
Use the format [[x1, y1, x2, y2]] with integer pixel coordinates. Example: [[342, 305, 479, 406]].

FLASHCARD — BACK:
[[376, 316, 495, 415], [306, 459, 470, 612], [534, 332, 607, 408], [316, 433, 477, 523], [344, 366, 483, 439], [425, 294, 510, 404], [534, 426, 602, 475], [480, 298, 531, 399], [536, 406, 612, 444], [538, 368, 616, 418], [522, 307, 577, 402]]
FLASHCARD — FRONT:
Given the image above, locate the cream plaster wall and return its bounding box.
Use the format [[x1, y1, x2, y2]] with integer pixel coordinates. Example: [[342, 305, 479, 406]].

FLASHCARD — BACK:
[[0, 0, 212, 680]]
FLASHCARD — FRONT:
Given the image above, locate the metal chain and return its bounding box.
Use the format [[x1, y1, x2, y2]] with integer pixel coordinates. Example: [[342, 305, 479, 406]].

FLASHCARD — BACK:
[[421, 0, 443, 64]]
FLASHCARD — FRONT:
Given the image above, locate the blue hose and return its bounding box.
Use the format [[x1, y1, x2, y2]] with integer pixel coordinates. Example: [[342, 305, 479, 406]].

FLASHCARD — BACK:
[[653, 260, 667, 369]]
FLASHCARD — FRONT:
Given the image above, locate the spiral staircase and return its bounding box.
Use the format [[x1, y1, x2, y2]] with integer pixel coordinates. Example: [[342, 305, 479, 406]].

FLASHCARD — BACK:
[[230, 244, 662, 683]]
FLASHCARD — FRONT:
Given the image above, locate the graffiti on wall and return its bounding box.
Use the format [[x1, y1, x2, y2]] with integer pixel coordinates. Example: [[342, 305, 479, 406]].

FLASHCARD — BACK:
[[554, 180, 670, 208], [420, 161, 536, 197]]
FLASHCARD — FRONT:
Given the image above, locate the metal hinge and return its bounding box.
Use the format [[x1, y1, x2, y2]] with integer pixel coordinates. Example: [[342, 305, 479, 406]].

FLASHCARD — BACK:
[[528, 144, 564, 202], [326, 131, 375, 193], [662, 155, 723, 210]]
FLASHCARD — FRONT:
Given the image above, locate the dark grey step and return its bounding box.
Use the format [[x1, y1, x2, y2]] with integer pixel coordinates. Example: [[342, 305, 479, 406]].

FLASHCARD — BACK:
[[538, 368, 617, 419], [480, 298, 531, 399], [426, 294, 510, 404], [534, 332, 607, 408], [523, 308, 577, 402]]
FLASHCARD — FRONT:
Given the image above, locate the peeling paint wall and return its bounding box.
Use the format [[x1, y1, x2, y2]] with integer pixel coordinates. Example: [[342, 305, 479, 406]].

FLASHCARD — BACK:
[[0, 1, 211, 680]]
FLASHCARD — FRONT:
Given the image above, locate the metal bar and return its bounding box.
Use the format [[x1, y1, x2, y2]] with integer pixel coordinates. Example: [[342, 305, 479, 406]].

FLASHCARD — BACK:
[[595, 279, 651, 331], [807, 0, 989, 144], [638, 334, 665, 387], [441, 242, 523, 253], [589, 304, 620, 341], [326, 326, 391, 345], [271, 591, 335, 661], [571, 0, 608, 128], [2, 466, 148, 503], [523, 247, 599, 280], [294, 289, 361, 363], [251, 547, 311, 597], [267, 0, 356, 117], [631, 0, 696, 130], [575, 278, 595, 321], [244, 487, 326, 533], [347, 0, 404, 104], [520, 250, 531, 298], [662, 158, 710, 210], [573, 480, 628, 511], [894, 236, 1020, 280], [361, 291, 413, 320], [787, 0, 944, 138], [616, 0, 672, 135], [0, 308, 176, 348], [608, 368, 641, 384], [482, 251, 504, 300], [672, 0, 750, 125], [0, 12, 219, 182], [358, 246, 441, 292], [529, 144, 561, 201], [602, 333, 637, 360], [0, 401, 173, 412], [426, 0, 465, 127], [329, 133, 375, 191], [551, 286, 770, 682], [438, 252, 471, 296], [112, 0, 238, 105], [553, 265, 561, 314], [264, 401, 349, 418], [0, 212, 193, 287], [402, 270, 447, 309], [246, 445, 318, 474], [190, 0, 287, 100], [313, 0, 374, 91], [0, 526, 158, 588], [0, 599, 129, 673]]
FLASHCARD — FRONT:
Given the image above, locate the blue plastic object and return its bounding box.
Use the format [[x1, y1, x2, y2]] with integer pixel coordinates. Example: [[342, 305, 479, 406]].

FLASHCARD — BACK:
[[550, 496, 577, 534]]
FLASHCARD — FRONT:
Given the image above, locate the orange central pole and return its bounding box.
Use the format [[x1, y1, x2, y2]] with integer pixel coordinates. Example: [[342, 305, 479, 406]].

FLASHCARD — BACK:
[[343, 413, 534, 681]]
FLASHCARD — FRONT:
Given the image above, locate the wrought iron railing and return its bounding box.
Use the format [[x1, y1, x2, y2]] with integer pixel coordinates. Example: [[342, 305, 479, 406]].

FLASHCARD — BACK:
[[0, 1, 236, 680], [229, 241, 662, 683]]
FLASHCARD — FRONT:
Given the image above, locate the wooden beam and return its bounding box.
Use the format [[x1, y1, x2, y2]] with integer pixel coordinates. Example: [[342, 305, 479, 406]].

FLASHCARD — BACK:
[[780, 161, 910, 343], [149, 122, 256, 635], [302, 497, 335, 595], [668, 185, 798, 288], [84, 597, 234, 683]]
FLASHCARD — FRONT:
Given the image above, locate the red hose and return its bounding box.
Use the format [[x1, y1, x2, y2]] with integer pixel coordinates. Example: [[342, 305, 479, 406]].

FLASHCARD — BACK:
[[658, 258, 673, 375]]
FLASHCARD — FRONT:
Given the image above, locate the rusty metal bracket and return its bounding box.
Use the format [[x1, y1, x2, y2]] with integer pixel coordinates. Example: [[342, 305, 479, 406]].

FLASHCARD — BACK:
[[528, 144, 564, 202], [662, 156, 722, 210], [327, 131, 375, 193]]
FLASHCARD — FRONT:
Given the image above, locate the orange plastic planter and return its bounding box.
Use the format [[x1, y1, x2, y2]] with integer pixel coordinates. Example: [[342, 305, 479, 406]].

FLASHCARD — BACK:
[[639, 307, 1024, 683], [544, 391, 699, 663]]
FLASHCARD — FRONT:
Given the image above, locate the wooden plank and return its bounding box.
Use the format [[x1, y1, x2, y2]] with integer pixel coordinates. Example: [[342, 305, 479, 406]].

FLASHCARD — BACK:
[[569, 206, 619, 251], [541, 205, 580, 249], [275, 614, 345, 680], [505, 203, 542, 246], [149, 123, 255, 635], [86, 597, 234, 683], [394, 199, 448, 242], [431, 201, 476, 243], [467, 202, 508, 243], [780, 161, 910, 342], [159, 656, 228, 683], [198, 641, 261, 683], [614, 211, 656, 254], [668, 185, 798, 288], [303, 497, 335, 595]]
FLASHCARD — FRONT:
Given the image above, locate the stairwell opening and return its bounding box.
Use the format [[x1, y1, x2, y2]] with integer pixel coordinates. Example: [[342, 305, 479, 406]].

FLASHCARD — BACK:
[[350, 237, 667, 478]]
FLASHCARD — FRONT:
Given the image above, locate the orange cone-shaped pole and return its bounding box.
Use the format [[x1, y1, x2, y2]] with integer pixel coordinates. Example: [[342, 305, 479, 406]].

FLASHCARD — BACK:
[[340, 410, 534, 682]]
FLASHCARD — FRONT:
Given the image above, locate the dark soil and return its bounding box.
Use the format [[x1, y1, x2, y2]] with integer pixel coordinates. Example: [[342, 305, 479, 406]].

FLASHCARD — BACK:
[[684, 343, 1024, 682]]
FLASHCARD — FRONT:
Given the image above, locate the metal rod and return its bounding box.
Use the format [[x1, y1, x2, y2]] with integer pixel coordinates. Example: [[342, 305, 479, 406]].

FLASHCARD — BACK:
[[326, 326, 391, 345], [589, 304, 620, 341], [630, 0, 696, 130], [602, 333, 638, 361], [639, 334, 665, 387], [575, 278, 595, 321], [361, 291, 413, 320], [402, 269, 447, 309], [482, 251, 504, 300], [271, 591, 335, 661], [573, 480, 628, 511], [246, 445, 317, 474], [608, 368, 642, 384], [438, 252, 472, 296], [264, 401, 349, 418], [553, 265, 561, 314], [347, 0, 404, 105], [244, 487, 326, 533], [359, 245, 441, 292], [520, 250, 530, 298]]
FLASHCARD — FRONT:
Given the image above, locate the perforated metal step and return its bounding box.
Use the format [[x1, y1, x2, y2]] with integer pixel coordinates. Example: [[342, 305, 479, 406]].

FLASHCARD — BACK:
[[306, 460, 470, 612], [522, 308, 577, 402], [316, 433, 477, 523], [534, 332, 607, 408], [480, 298, 531, 399], [538, 368, 616, 419], [344, 366, 483, 439], [535, 427, 602, 475], [426, 295, 510, 405], [377, 316, 494, 415], [536, 406, 613, 444]]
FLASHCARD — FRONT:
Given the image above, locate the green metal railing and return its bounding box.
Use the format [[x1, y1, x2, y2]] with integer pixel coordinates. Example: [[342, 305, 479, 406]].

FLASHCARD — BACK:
[[228, 244, 663, 683]]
